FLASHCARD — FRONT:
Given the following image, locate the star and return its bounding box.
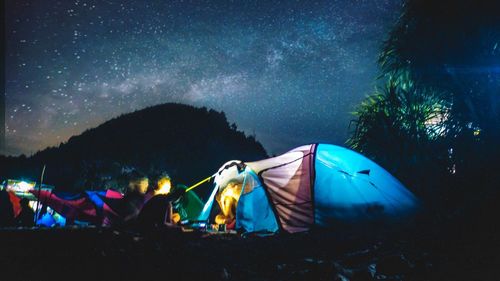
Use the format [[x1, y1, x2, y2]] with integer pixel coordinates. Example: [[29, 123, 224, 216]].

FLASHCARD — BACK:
[[4, 0, 403, 156]]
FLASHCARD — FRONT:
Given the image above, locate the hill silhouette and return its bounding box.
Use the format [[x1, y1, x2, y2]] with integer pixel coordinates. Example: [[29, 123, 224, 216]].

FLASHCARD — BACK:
[[0, 103, 267, 196]]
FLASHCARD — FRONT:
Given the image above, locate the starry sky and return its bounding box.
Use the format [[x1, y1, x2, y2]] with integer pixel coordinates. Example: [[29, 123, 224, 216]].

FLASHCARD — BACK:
[[5, 0, 402, 156]]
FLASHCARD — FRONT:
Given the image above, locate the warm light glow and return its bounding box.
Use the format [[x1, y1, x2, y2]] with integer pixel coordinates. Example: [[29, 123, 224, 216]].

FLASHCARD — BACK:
[[129, 178, 149, 194], [7, 180, 36, 193], [28, 200, 39, 211], [425, 110, 449, 137], [215, 182, 242, 224], [18, 181, 35, 191], [155, 177, 172, 195], [172, 213, 181, 224]]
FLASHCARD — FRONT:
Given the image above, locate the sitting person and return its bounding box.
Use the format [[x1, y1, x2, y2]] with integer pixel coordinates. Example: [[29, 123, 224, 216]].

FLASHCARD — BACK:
[[0, 189, 15, 227], [119, 171, 150, 224], [96, 171, 150, 227], [16, 198, 35, 227], [137, 174, 203, 229], [137, 173, 174, 228], [214, 181, 242, 230]]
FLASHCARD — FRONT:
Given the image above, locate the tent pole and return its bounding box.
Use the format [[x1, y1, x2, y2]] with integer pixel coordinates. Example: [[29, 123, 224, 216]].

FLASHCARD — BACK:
[[34, 164, 46, 223], [185, 175, 214, 192]]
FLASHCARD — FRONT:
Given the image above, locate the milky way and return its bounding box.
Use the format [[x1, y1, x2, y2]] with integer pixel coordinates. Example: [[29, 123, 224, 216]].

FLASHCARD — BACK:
[[5, 0, 402, 156]]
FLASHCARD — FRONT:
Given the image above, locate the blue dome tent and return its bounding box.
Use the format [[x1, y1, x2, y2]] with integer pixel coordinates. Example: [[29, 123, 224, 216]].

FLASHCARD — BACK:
[[199, 144, 419, 234]]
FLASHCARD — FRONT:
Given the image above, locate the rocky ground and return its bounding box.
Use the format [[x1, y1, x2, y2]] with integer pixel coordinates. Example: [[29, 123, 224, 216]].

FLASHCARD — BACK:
[[1, 218, 499, 281]]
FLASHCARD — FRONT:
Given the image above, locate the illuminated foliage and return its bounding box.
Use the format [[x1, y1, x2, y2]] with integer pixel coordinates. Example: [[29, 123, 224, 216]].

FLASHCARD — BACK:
[[348, 73, 451, 193], [348, 0, 499, 200]]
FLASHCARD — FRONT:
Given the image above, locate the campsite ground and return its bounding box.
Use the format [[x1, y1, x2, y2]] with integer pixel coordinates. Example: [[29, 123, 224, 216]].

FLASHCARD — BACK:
[[1, 216, 499, 281]]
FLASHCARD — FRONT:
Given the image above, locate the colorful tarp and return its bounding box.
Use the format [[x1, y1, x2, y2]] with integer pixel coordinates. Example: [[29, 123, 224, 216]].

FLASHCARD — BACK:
[[30, 190, 98, 223], [8, 191, 22, 218], [29, 189, 123, 225]]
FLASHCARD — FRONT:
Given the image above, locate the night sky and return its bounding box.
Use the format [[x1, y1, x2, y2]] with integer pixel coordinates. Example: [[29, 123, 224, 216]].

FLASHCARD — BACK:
[[5, 0, 402, 156]]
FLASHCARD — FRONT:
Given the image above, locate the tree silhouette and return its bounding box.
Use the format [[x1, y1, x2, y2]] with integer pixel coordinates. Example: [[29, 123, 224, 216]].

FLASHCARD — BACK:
[[0, 103, 267, 199], [348, 72, 450, 196], [349, 0, 499, 208]]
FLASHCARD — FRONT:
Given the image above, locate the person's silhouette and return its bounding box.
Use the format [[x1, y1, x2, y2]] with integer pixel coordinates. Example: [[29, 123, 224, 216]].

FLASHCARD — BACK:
[[0, 189, 15, 227], [16, 198, 35, 227]]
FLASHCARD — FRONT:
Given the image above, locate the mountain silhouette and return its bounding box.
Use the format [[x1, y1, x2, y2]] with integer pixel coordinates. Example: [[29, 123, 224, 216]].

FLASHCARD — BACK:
[[0, 103, 267, 197]]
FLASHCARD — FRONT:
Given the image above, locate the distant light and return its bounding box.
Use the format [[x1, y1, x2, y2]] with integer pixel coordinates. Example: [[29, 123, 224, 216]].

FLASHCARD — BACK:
[[17, 181, 35, 192], [425, 110, 449, 138]]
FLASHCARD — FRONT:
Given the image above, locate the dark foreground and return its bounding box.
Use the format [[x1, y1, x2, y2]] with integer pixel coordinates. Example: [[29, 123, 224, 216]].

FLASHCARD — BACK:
[[1, 218, 499, 281]]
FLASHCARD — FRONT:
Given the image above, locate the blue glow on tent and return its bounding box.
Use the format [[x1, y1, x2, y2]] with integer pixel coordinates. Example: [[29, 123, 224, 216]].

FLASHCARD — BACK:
[[197, 184, 219, 222], [314, 144, 418, 224], [235, 170, 279, 234]]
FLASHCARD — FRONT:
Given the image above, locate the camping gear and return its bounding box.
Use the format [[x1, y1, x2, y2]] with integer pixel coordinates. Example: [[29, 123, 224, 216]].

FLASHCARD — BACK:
[[206, 144, 419, 234], [8, 191, 22, 218], [30, 189, 123, 225], [36, 212, 57, 227], [30, 190, 99, 223], [172, 185, 204, 223]]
